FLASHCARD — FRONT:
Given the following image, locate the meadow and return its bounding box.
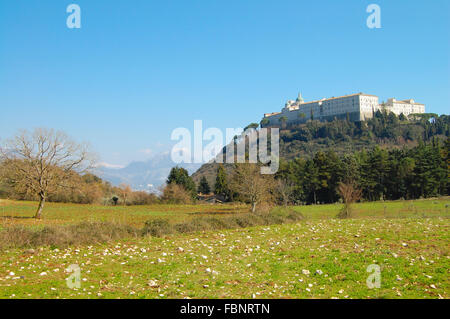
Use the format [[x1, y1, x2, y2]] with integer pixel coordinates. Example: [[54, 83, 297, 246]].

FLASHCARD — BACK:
[[0, 200, 248, 228], [0, 197, 448, 299], [1, 198, 448, 227]]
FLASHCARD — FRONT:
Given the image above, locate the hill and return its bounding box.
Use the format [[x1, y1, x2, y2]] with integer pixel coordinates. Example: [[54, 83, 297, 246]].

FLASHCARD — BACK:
[[192, 112, 449, 187]]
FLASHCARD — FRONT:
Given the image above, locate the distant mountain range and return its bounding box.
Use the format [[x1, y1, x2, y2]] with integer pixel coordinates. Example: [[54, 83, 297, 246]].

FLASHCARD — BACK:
[[95, 152, 201, 192]]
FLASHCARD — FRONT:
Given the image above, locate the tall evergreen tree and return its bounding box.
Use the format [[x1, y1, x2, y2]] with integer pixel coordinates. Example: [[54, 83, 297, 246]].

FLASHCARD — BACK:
[[198, 176, 211, 194], [361, 146, 389, 201], [304, 160, 320, 204], [312, 151, 342, 203], [167, 166, 197, 198], [214, 164, 229, 199]]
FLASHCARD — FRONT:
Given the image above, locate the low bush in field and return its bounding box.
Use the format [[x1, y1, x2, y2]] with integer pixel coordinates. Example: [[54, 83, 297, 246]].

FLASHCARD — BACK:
[[0, 222, 139, 249], [141, 219, 174, 237], [142, 208, 304, 237], [0, 209, 304, 248]]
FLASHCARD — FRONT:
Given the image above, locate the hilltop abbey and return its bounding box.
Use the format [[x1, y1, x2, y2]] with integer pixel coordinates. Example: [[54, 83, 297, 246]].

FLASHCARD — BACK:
[[261, 92, 425, 127]]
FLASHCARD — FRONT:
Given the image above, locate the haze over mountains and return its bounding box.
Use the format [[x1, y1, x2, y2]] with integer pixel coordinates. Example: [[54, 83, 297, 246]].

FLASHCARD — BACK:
[[96, 152, 201, 192]]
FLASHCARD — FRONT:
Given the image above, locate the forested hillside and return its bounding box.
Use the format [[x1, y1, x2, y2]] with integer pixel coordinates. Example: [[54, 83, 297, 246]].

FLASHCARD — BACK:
[[192, 112, 450, 188], [275, 139, 448, 204]]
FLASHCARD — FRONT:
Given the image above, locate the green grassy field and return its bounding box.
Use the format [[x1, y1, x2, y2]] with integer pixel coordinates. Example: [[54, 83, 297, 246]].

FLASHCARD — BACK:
[[0, 198, 449, 299], [1, 197, 448, 227], [0, 200, 249, 229]]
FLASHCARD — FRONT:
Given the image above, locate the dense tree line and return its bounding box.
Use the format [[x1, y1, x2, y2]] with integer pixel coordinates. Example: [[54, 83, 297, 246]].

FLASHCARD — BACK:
[[193, 112, 449, 185], [275, 138, 449, 204], [282, 111, 449, 144], [278, 112, 449, 161], [1, 124, 448, 215]]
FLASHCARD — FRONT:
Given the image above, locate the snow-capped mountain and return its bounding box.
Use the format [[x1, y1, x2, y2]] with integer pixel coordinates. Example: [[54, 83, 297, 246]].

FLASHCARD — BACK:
[[95, 152, 201, 192]]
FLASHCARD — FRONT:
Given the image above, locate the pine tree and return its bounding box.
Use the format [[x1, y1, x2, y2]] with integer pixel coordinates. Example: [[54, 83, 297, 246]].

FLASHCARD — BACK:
[[214, 164, 229, 199], [268, 141, 449, 203], [445, 138, 450, 195], [167, 166, 197, 199], [304, 160, 320, 204], [198, 176, 211, 194], [361, 146, 389, 201]]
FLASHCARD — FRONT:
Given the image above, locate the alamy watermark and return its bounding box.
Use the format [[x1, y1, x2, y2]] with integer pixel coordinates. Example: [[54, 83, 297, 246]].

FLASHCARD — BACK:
[[66, 4, 81, 29], [366, 264, 381, 289], [170, 120, 279, 174], [66, 264, 81, 289], [366, 4, 381, 29], [64, 5, 381, 30]]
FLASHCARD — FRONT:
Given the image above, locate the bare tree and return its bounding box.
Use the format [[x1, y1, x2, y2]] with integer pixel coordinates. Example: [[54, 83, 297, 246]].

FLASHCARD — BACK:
[[0, 128, 95, 218], [336, 180, 362, 219], [161, 183, 193, 204], [274, 178, 294, 207], [118, 183, 133, 205], [229, 164, 274, 213]]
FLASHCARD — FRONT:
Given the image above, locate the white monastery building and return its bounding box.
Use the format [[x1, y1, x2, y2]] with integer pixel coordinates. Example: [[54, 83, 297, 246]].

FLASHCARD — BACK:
[[384, 98, 425, 116], [261, 92, 425, 127]]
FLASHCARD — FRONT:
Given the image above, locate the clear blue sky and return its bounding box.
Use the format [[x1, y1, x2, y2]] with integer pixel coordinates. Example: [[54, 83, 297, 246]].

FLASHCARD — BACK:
[[0, 0, 449, 166]]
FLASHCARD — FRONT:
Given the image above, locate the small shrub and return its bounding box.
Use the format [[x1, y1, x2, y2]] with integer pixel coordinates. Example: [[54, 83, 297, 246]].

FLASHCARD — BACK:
[[336, 181, 362, 219], [0, 226, 33, 248], [231, 215, 259, 228], [142, 219, 173, 237], [202, 217, 230, 230], [175, 221, 201, 233], [161, 184, 193, 204], [0, 222, 139, 249]]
